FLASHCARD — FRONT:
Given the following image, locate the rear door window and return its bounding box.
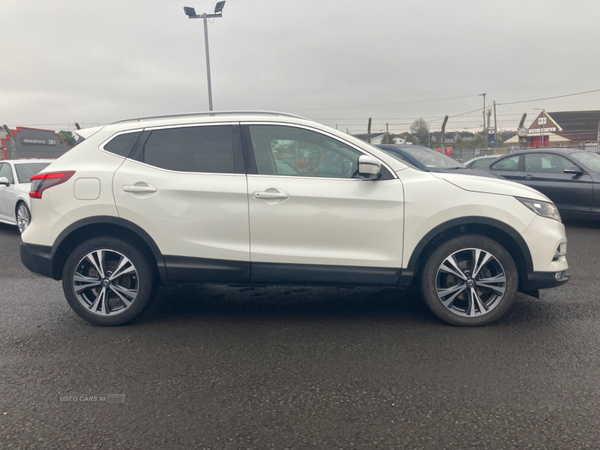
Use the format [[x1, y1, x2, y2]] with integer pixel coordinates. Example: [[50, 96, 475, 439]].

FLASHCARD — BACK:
[[142, 126, 235, 174]]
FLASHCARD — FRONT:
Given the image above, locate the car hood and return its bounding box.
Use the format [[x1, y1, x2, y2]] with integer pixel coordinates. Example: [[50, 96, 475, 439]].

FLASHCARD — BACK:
[[430, 172, 550, 201], [432, 168, 499, 178]]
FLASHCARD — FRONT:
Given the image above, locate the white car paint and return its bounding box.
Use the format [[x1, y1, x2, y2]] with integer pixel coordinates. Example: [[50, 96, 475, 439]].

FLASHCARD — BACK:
[[20, 112, 569, 326]]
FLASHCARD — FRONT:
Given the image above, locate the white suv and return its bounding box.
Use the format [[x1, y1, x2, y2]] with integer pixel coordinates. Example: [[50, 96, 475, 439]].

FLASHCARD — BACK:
[[20, 112, 569, 326]]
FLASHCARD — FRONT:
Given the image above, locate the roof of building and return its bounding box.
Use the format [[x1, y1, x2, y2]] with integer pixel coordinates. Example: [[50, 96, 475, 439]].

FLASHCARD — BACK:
[[546, 110, 600, 141]]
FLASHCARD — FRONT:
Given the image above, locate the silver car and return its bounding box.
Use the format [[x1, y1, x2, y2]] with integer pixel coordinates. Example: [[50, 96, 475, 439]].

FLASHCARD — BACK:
[[0, 159, 52, 233]]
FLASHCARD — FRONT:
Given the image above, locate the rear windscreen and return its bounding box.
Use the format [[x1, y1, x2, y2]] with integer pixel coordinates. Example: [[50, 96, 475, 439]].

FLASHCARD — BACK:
[[15, 163, 51, 184]]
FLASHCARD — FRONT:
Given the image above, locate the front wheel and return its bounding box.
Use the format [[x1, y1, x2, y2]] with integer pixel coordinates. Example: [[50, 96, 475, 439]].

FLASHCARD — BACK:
[[62, 237, 157, 326], [16, 202, 31, 234], [420, 235, 518, 326]]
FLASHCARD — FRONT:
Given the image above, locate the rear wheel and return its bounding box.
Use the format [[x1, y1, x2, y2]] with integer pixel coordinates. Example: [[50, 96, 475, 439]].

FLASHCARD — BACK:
[[62, 237, 157, 326], [420, 235, 518, 326], [16, 202, 31, 234]]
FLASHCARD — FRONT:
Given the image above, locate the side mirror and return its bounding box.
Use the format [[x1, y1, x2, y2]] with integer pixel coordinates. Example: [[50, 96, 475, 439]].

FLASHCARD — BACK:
[[358, 155, 382, 179], [0, 176, 9, 186], [564, 165, 583, 175]]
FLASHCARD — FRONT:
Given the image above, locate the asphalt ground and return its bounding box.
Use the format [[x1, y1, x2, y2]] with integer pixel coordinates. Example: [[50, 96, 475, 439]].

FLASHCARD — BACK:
[[1, 220, 600, 449]]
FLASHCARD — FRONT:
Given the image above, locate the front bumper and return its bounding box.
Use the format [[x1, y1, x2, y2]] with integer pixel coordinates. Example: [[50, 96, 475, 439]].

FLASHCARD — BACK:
[[526, 270, 570, 291], [20, 242, 53, 278]]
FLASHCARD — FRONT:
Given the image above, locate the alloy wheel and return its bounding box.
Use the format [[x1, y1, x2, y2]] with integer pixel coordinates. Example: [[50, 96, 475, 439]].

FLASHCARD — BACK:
[[72, 249, 139, 316], [17, 204, 30, 234], [435, 248, 507, 318]]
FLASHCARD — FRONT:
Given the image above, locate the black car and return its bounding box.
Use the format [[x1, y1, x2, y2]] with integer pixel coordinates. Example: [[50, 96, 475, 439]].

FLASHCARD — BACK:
[[376, 144, 498, 178], [477, 147, 600, 220]]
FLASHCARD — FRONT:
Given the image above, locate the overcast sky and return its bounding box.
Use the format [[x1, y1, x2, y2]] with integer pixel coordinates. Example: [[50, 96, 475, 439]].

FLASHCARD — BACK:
[[2, 0, 600, 135]]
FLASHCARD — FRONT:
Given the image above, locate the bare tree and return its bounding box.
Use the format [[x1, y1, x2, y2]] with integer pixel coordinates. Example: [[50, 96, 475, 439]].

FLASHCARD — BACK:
[[410, 118, 430, 135]]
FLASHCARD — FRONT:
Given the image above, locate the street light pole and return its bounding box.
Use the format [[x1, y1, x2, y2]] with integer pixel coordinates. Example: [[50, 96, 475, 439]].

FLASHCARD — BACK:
[[202, 13, 214, 111], [184, 2, 226, 111]]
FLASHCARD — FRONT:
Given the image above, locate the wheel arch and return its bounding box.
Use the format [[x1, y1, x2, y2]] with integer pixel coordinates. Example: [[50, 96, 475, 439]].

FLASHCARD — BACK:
[[49, 216, 166, 281], [404, 216, 533, 292]]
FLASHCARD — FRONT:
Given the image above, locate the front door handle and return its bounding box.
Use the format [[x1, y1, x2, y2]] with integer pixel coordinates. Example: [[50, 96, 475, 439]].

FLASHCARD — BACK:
[[122, 184, 157, 193], [522, 173, 534, 180], [253, 190, 289, 200]]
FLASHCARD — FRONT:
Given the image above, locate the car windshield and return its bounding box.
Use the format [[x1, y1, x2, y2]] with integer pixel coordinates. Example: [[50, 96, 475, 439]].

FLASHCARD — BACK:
[[570, 152, 600, 172], [382, 146, 463, 169], [15, 163, 51, 184]]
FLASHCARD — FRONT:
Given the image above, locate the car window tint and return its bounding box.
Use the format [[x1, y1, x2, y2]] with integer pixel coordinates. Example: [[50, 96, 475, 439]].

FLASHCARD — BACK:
[[379, 149, 417, 168], [524, 153, 572, 173], [0, 163, 14, 183], [491, 155, 520, 171], [470, 158, 492, 169], [15, 163, 50, 183], [571, 152, 600, 172], [248, 125, 362, 178], [104, 132, 142, 158], [143, 126, 235, 173]]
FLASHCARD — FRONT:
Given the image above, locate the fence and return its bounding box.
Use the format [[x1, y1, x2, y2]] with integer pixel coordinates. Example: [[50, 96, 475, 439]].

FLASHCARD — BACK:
[[454, 144, 600, 163]]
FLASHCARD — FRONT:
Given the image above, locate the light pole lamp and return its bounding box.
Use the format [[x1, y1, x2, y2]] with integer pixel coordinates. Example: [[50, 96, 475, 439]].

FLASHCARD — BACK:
[[184, 1, 226, 111]]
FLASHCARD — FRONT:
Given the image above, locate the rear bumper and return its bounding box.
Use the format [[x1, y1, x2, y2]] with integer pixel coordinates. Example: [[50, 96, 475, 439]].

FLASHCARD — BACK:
[[526, 270, 570, 291], [20, 242, 53, 278]]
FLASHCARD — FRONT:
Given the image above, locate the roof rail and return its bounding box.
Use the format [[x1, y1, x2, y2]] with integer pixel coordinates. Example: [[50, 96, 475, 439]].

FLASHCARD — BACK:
[[111, 110, 308, 125]]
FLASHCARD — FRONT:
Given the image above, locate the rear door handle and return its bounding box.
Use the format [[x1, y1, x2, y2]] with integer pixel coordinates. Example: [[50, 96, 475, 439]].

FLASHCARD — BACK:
[[253, 191, 289, 200], [122, 184, 157, 193]]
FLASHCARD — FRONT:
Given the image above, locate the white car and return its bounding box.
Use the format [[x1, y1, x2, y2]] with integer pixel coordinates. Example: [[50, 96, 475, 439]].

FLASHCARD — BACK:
[[20, 112, 569, 326], [0, 159, 52, 233]]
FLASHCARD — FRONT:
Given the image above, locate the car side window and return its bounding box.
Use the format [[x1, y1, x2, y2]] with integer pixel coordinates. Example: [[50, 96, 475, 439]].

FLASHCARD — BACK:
[[103, 132, 142, 158], [142, 125, 235, 174], [524, 153, 572, 173], [491, 155, 520, 171], [470, 158, 491, 169], [0, 163, 14, 184], [248, 125, 362, 178]]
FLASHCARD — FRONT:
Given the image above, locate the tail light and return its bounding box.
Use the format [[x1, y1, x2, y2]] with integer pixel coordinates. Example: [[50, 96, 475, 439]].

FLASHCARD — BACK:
[[30, 171, 75, 199]]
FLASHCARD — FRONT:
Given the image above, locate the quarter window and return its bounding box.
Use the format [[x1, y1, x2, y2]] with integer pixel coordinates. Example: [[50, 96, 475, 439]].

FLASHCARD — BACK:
[[143, 126, 235, 174], [248, 125, 362, 178], [491, 155, 520, 171], [104, 132, 142, 158]]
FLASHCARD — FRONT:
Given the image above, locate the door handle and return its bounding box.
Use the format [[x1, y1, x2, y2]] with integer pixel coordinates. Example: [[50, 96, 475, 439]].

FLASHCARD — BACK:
[[253, 191, 288, 200], [522, 173, 534, 179], [122, 184, 157, 193]]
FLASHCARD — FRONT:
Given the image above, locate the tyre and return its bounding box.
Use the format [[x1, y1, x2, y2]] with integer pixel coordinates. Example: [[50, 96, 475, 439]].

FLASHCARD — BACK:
[[16, 202, 31, 234], [420, 235, 518, 326], [62, 237, 158, 326]]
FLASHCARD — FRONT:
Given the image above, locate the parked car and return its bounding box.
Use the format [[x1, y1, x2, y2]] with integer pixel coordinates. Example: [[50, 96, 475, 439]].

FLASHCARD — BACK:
[[476, 148, 600, 220], [463, 155, 500, 169], [376, 144, 498, 178], [0, 159, 52, 233], [20, 112, 569, 327]]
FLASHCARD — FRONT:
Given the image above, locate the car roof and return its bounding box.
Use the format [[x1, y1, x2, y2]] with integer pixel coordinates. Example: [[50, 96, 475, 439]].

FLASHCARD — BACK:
[[505, 147, 586, 156], [3, 159, 54, 164]]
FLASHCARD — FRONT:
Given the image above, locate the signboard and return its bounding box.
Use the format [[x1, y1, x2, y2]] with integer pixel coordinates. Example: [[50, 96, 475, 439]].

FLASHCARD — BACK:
[[528, 127, 556, 134], [21, 138, 57, 146]]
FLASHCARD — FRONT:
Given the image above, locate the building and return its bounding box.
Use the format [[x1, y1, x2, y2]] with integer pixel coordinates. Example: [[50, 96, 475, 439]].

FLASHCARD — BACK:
[[504, 110, 600, 148], [1, 126, 72, 160]]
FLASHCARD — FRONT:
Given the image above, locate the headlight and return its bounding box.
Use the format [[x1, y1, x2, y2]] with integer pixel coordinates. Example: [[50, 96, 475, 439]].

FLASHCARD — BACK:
[[517, 197, 561, 222]]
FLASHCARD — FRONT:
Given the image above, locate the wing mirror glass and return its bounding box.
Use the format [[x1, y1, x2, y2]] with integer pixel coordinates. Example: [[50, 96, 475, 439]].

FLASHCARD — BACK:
[[0, 176, 9, 186], [358, 155, 381, 179], [564, 165, 583, 175]]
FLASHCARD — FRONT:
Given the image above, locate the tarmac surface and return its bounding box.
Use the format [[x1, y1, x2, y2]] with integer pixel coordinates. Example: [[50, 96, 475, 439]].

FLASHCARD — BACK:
[[1, 220, 600, 449]]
